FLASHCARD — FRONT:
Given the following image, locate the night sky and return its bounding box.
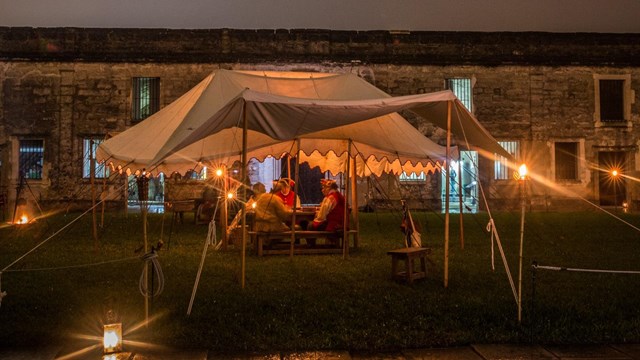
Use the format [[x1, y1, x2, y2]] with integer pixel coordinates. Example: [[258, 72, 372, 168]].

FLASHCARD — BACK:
[[1, 0, 639, 33]]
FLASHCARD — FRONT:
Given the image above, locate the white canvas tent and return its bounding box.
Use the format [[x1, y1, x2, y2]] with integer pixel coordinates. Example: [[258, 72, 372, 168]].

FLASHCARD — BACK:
[[98, 70, 509, 177], [97, 69, 511, 291]]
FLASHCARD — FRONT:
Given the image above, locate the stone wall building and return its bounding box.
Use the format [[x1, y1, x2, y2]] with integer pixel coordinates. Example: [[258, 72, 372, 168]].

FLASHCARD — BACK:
[[1, 27, 639, 218]]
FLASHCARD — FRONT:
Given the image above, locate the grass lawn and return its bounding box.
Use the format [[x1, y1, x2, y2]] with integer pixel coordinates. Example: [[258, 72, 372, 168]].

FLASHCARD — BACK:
[[1, 209, 640, 352]]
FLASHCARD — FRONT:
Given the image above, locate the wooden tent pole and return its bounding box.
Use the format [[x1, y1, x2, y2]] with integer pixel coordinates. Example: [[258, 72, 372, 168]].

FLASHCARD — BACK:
[[444, 101, 452, 288], [123, 174, 128, 217], [221, 167, 228, 250], [290, 140, 301, 258], [343, 140, 352, 258], [458, 153, 464, 250], [350, 147, 359, 249], [241, 101, 248, 289], [100, 158, 107, 228], [90, 140, 98, 249]]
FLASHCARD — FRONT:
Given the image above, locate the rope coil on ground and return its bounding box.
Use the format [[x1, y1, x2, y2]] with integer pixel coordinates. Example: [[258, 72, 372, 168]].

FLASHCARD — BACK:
[[139, 251, 165, 298]]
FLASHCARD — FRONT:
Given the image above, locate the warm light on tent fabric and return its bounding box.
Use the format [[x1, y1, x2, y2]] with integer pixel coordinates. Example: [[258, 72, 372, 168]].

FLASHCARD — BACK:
[[96, 69, 505, 177]]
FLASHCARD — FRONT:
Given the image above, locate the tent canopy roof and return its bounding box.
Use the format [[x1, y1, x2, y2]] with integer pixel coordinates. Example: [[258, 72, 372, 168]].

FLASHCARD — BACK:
[[98, 70, 507, 177]]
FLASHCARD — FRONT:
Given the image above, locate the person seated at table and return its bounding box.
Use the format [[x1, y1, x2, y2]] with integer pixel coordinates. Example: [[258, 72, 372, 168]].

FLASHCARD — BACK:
[[306, 179, 346, 247], [273, 178, 300, 209], [227, 182, 266, 235], [247, 182, 266, 208], [253, 181, 292, 240]]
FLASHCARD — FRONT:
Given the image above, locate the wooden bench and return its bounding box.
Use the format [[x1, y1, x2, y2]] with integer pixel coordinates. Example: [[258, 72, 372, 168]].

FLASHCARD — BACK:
[[387, 247, 432, 284], [248, 230, 358, 256]]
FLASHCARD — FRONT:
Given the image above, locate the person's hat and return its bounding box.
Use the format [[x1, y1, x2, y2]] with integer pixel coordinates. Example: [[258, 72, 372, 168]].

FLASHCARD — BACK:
[[277, 178, 291, 188], [320, 179, 336, 187]]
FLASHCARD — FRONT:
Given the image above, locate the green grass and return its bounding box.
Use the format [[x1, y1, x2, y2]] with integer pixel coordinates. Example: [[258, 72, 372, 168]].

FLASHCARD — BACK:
[[1, 210, 640, 351]]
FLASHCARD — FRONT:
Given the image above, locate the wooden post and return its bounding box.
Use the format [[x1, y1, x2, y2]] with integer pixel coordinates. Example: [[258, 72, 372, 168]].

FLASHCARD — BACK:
[[291, 140, 300, 258], [141, 173, 149, 327], [517, 178, 526, 323], [241, 102, 247, 289], [350, 152, 359, 249], [458, 154, 464, 250], [221, 167, 228, 250], [123, 174, 128, 217], [343, 140, 351, 258], [100, 160, 107, 228], [444, 101, 452, 288], [90, 140, 98, 249]]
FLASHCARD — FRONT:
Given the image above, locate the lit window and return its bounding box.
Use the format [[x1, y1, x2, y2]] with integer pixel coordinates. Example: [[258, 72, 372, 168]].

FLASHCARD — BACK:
[[19, 139, 44, 180], [494, 141, 519, 180], [132, 77, 160, 122], [594, 74, 631, 126], [555, 142, 579, 180], [185, 168, 208, 180], [446, 78, 472, 111], [83, 138, 110, 179], [399, 172, 426, 182]]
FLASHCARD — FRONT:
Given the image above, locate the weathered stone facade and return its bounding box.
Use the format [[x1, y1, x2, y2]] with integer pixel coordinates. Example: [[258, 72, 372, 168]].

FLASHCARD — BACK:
[[1, 27, 639, 216]]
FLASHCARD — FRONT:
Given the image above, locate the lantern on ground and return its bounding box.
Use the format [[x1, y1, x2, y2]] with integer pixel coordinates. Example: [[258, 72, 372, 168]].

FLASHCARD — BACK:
[[103, 322, 122, 354], [13, 197, 29, 224]]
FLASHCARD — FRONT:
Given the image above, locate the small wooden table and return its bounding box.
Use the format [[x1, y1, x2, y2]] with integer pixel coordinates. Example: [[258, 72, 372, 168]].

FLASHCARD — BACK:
[[387, 247, 431, 283]]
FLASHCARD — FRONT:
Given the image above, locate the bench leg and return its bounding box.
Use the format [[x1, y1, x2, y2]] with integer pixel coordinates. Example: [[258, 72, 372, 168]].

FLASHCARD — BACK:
[[391, 256, 399, 280], [406, 257, 413, 284], [257, 235, 264, 257]]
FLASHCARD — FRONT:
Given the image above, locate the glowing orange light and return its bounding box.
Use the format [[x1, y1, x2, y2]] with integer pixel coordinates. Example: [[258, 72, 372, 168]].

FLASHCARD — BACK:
[[251, 202, 257, 209], [103, 322, 123, 354], [227, 192, 234, 199], [215, 168, 223, 177], [15, 215, 29, 225], [612, 169, 619, 177], [518, 164, 528, 180]]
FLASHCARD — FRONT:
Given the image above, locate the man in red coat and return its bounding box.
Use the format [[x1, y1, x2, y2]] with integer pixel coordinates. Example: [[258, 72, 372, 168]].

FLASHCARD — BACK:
[[273, 178, 299, 209], [307, 179, 346, 246]]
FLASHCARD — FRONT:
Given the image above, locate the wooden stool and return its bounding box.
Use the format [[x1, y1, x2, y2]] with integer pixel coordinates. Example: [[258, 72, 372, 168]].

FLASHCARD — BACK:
[[387, 247, 431, 283]]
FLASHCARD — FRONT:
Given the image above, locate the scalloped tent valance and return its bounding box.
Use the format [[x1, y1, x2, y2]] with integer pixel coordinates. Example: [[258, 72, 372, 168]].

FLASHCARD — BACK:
[[97, 69, 507, 177]]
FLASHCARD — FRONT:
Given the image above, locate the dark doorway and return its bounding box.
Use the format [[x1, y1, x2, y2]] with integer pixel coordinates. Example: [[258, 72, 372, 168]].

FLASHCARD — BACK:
[[598, 151, 627, 206], [281, 158, 325, 205]]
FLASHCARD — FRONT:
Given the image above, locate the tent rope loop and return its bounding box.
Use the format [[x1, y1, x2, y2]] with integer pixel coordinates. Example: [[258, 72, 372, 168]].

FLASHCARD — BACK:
[[139, 251, 165, 298], [485, 219, 496, 271]]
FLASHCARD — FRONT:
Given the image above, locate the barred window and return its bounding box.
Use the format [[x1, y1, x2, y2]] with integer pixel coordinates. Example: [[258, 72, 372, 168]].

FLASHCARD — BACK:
[[132, 77, 160, 122], [599, 79, 624, 122], [19, 139, 44, 180], [494, 141, 519, 180], [83, 138, 110, 179], [399, 172, 426, 182], [555, 142, 579, 180], [446, 78, 472, 111], [594, 74, 630, 125]]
